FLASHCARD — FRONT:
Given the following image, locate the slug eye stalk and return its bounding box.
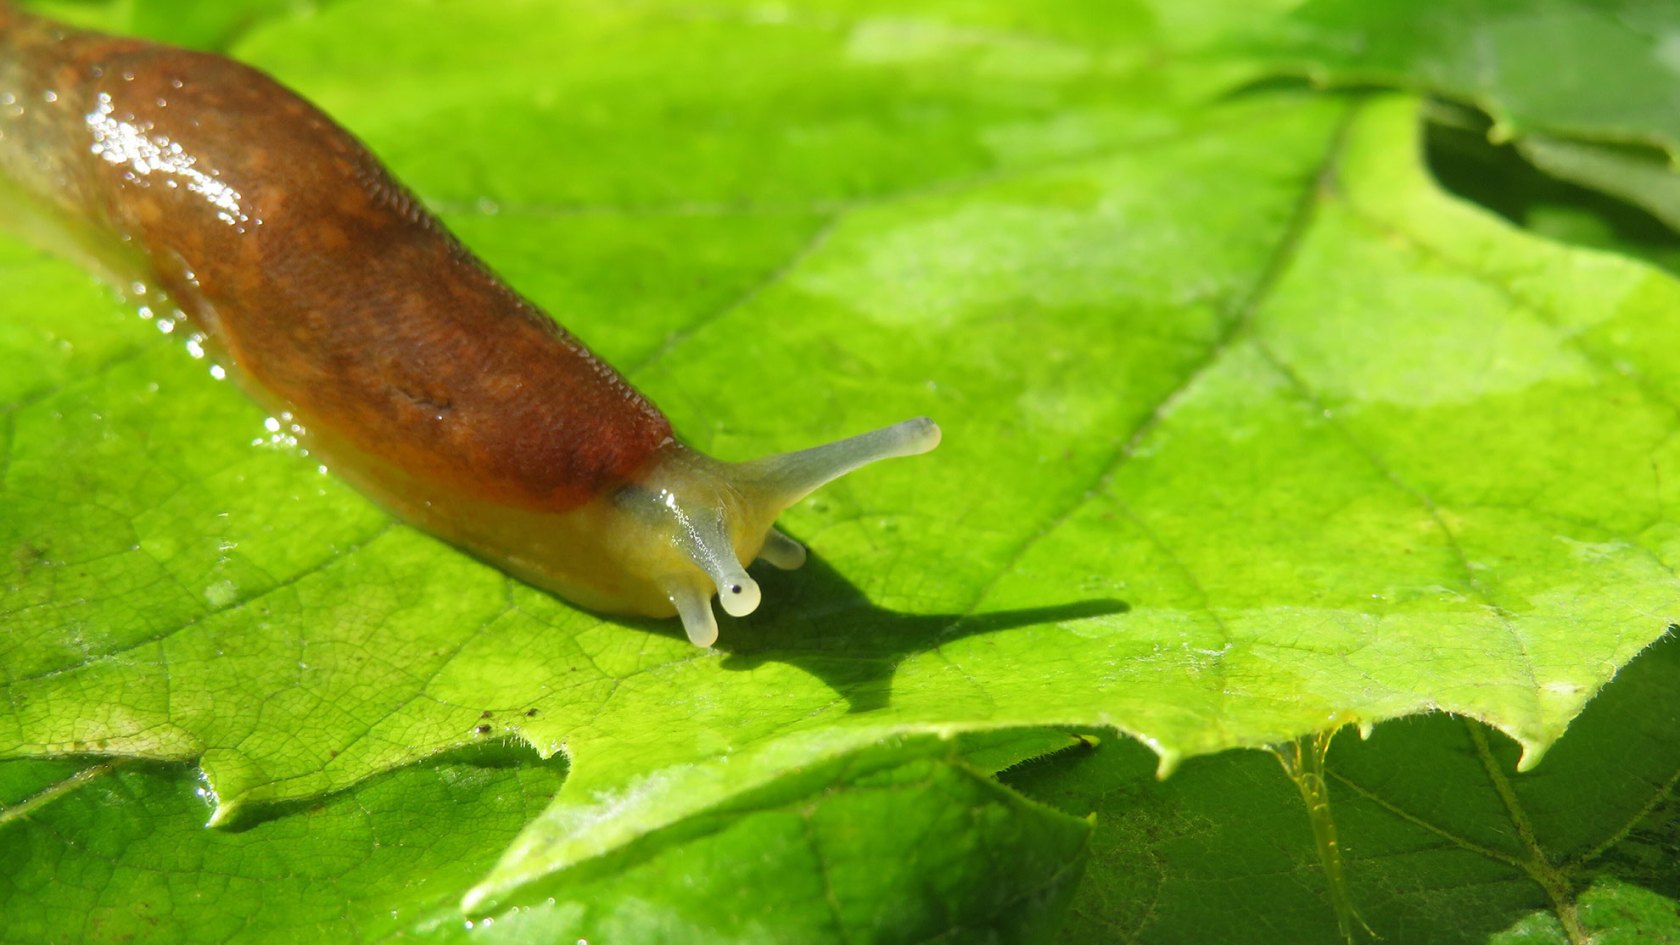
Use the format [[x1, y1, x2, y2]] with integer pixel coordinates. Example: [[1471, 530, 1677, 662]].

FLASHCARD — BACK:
[[732, 416, 943, 512], [645, 417, 942, 647]]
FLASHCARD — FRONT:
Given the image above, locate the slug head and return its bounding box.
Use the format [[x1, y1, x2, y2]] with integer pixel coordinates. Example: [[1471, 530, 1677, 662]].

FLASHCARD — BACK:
[[610, 417, 941, 646]]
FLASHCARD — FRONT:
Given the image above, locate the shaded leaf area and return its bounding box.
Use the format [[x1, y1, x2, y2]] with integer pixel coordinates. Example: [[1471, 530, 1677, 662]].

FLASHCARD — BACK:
[[1514, 138, 1680, 238], [1424, 107, 1680, 276], [1239, 0, 1680, 159], [0, 736, 1088, 945], [3, 0, 1679, 918], [0, 745, 563, 944], [1241, 0, 1680, 264], [1004, 631, 1680, 945]]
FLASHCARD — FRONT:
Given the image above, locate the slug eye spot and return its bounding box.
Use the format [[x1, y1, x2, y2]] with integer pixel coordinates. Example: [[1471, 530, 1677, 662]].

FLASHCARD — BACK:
[[716, 575, 761, 618]]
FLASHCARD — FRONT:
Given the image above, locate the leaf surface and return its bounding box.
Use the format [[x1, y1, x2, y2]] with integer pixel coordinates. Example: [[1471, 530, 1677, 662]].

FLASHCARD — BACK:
[[2, 0, 1677, 926]]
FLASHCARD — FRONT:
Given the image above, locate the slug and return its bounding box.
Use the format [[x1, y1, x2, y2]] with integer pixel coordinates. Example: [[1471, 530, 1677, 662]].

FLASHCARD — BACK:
[[0, 4, 939, 647]]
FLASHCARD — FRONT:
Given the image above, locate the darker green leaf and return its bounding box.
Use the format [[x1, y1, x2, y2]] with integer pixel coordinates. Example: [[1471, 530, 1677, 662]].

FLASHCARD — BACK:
[[1005, 630, 1680, 943]]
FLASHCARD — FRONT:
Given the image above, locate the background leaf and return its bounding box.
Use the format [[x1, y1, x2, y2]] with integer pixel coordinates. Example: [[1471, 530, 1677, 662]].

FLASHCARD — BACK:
[[1241, 0, 1680, 259], [1004, 630, 1680, 945], [0, 736, 1089, 944], [1422, 106, 1680, 276], [1240, 0, 1680, 158]]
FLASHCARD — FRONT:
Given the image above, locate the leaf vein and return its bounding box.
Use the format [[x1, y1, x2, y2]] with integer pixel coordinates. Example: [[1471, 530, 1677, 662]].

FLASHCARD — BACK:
[[1, 521, 397, 693]]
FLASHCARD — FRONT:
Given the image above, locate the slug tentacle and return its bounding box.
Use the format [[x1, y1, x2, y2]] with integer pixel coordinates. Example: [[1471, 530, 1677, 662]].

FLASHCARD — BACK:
[[670, 502, 761, 618], [732, 416, 943, 512], [757, 527, 808, 570], [662, 576, 722, 648]]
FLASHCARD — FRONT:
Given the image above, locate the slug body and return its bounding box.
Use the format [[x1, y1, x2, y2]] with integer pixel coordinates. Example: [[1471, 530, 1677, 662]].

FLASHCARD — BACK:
[[0, 5, 938, 646]]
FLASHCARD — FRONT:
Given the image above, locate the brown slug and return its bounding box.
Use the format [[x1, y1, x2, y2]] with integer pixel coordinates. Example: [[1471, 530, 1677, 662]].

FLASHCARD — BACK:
[[0, 3, 939, 646]]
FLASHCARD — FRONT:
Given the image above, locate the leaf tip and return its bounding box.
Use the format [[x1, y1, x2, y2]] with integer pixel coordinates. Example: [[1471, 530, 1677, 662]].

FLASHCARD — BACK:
[[1515, 739, 1550, 773], [204, 800, 240, 828], [460, 883, 494, 915], [1152, 748, 1182, 779]]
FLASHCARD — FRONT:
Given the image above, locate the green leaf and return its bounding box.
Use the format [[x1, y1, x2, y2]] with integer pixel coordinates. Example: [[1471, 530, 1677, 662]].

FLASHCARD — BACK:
[[1004, 629, 1680, 944], [1514, 136, 1680, 234], [1235, 0, 1680, 287], [1492, 880, 1680, 945], [1241, 0, 1680, 160], [0, 736, 1089, 944], [468, 85, 1680, 905], [1423, 109, 1680, 275], [4, 0, 1680, 932], [27, 0, 329, 50], [0, 746, 566, 944]]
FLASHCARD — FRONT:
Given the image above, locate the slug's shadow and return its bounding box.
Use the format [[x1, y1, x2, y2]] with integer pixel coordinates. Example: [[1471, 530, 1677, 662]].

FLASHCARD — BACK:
[[671, 554, 1129, 714]]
